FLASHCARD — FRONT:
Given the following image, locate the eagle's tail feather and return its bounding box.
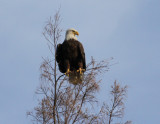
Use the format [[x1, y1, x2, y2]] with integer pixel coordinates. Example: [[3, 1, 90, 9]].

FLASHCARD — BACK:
[[68, 71, 84, 85]]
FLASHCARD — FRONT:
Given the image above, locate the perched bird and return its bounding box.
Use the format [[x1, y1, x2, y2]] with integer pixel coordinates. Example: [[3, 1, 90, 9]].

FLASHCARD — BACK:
[[56, 28, 86, 84]]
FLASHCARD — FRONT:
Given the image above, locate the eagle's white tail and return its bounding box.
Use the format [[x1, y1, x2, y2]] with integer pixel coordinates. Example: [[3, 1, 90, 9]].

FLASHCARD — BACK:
[[68, 71, 84, 85]]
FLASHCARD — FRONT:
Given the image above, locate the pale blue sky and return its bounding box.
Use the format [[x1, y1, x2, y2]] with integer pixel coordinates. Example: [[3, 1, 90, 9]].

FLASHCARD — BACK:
[[0, 0, 160, 123]]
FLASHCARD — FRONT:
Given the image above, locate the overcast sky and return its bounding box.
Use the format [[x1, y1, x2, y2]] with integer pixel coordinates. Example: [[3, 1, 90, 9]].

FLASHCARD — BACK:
[[0, 0, 160, 123]]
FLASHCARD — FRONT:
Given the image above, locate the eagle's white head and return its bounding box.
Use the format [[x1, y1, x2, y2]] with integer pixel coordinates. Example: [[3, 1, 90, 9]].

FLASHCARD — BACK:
[[65, 28, 79, 41]]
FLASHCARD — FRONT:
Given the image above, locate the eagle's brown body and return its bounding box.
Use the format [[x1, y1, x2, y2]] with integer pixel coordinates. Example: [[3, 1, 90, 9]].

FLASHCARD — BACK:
[[56, 39, 86, 74]]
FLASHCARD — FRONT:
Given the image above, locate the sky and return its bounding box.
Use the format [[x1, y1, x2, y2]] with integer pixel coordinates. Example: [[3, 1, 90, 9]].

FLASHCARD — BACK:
[[0, 0, 160, 123]]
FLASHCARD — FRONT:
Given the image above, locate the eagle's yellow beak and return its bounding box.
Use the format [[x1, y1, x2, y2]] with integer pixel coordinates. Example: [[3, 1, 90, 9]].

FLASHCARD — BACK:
[[74, 31, 79, 36]]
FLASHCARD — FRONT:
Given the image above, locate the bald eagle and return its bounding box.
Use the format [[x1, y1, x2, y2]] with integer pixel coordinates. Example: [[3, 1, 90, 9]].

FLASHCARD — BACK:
[[56, 28, 86, 81]]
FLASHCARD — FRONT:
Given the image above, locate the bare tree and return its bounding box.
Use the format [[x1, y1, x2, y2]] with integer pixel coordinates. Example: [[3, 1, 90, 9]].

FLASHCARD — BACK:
[[97, 81, 131, 124], [27, 10, 131, 124]]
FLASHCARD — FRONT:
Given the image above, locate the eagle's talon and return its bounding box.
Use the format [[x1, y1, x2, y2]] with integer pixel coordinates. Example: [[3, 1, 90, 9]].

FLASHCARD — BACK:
[[65, 69, 71, 76], [77, 68, 85, 74]]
